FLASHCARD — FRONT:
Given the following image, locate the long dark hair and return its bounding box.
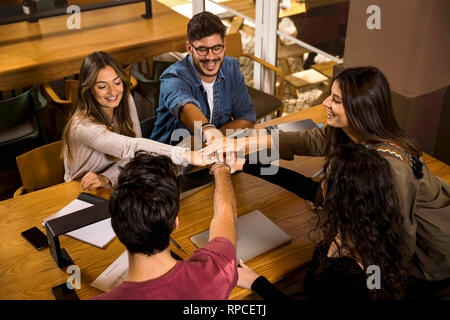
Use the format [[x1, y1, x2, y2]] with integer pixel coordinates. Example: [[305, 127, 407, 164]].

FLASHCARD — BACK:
[[325, 66, 421, 157], [315, 144, 410, 299], [62, 51, 135, 161]]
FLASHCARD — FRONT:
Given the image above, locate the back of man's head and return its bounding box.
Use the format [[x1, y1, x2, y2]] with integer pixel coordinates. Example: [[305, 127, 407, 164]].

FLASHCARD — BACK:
[[187, 11, 227, 42], [109, 152, 180, 256]]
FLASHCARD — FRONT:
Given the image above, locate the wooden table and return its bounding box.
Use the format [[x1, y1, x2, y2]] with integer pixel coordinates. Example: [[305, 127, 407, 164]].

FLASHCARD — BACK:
[[0, 161, 323, 300], [311, 61, 338, 79], [0, 1, 188, 91], [221, 0, 306, 20], [0, 105, 325, 300], [1, 105, 449, 300]]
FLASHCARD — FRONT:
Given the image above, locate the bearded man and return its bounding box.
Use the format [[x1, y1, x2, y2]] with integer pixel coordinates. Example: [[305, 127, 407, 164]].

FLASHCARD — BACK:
[[151, 11, 256, 145]]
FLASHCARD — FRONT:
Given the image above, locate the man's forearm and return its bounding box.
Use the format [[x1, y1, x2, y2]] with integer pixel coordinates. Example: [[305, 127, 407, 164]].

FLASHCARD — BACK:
[[179, 103, 209, 133], [213, 166, 237, 219], [209, 165, 237, 246], [219, 119, 255, 135]]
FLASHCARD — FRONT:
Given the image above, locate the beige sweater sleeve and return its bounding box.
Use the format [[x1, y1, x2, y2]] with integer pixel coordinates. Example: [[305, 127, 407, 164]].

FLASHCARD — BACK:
[[71, 121, 186, 164], [100, 96, 144, 185]]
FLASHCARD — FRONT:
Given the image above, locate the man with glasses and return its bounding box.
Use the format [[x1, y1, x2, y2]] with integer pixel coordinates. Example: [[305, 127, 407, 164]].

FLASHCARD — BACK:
[[151, 11, 256, 145]]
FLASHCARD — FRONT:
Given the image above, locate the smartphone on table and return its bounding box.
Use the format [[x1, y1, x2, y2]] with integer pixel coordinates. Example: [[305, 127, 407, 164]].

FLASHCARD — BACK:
[[21, 227, 49, 250], [52, 283, 80, 300]]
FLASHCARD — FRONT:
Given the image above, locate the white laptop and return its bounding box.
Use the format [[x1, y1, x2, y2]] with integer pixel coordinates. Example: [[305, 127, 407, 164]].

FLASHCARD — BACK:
[[190, 210, 292, 263]]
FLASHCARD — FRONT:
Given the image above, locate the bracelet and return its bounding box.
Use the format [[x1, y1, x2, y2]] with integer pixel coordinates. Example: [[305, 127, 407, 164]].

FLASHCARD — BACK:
[[201, 123, 216, 143], [209, 163, 231, 175], [201, 122, 216, 132]]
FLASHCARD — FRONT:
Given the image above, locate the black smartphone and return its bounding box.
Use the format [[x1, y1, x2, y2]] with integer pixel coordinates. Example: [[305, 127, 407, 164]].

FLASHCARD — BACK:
[[21, 227, 49, 250], [52, 283, 80, 300]]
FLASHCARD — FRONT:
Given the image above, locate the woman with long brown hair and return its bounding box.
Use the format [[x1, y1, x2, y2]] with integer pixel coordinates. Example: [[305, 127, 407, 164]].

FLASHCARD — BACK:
[[63, 51, 209, 190], [205, 66, 450, 296], [236, 144, 409, 299]]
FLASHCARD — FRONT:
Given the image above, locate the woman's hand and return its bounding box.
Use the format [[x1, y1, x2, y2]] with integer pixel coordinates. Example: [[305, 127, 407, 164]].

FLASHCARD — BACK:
[[183, 150, 217, 167], [237, 259, 260, 289], [80, 172, 110, 191], [202, 137, 243, 159], [202, 127, 223, 143]]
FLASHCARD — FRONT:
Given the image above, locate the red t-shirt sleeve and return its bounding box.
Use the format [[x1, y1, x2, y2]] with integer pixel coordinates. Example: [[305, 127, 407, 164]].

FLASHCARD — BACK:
[[185, 236, 238, 299]]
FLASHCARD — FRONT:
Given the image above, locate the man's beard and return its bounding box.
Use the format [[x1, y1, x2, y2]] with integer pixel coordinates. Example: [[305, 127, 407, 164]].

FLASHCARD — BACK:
[[193, 57, 223, 78]]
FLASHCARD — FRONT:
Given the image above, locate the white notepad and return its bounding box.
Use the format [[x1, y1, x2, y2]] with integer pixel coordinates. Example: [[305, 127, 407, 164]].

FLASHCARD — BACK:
[[91, 250, 129, 292], [191, 210, 292, 263], [43, 199, 116, 249]]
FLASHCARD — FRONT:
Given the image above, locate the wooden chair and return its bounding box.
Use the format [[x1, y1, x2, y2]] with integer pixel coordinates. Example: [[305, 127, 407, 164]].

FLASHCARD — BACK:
[[42, 79, 79, 120], [123, 65, 138, 91], [14, 140, 64, 197], [227, 16, 309, 80], [225, 32, 285, 120]]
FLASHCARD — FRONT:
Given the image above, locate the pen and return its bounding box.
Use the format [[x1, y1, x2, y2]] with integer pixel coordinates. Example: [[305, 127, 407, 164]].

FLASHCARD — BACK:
[[170, 236, 189, 255]]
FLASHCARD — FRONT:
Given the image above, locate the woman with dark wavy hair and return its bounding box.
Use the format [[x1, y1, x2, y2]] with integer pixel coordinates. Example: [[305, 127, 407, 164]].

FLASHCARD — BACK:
[[206, 66, 450, 297], [237, 144, 409, 299], [62, 51, 210, 191], [307, 144, 409, 299]]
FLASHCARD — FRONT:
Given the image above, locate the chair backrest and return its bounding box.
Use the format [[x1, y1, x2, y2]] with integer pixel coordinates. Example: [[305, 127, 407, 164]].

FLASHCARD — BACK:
[[225, 32, 243, 60], [0, 87, 36, 131], [152, 60, 175, 81], [224, 31, 285, 118], [123, 65, 138, 90], [140, 116, 157, 138], [16, 140, 64, 193], [65, 79, 79, 113]]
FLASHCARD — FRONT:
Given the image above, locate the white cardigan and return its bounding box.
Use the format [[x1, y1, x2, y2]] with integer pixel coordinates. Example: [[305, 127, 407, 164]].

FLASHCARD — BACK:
[[63, 95, 187, 186]]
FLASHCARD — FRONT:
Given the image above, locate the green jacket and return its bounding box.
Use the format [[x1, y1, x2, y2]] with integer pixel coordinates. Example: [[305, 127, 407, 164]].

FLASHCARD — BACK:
[[275, 126, 450, 281]]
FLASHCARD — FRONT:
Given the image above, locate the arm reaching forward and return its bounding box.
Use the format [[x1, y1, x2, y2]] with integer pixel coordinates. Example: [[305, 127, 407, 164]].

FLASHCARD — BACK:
[[208, 164, 238, 248]]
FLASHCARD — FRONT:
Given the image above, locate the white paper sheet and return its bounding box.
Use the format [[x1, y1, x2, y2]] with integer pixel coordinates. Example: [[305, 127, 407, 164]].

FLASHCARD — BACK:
[[91, 251, 129, 292], [43, 199, 116, 248]]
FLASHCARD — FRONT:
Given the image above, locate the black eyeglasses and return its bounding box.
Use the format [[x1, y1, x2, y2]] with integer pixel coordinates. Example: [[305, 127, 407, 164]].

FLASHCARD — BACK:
[[190, 43, 225, 56]]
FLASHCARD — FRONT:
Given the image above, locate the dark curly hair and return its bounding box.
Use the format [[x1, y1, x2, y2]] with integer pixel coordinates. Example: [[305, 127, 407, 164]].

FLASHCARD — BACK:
[[109, 151, 180, 256], [314, 144, 410, 299]]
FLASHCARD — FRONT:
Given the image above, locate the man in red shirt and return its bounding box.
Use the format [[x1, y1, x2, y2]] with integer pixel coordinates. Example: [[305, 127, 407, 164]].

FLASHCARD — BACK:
[[91, 152, 237, 300]]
